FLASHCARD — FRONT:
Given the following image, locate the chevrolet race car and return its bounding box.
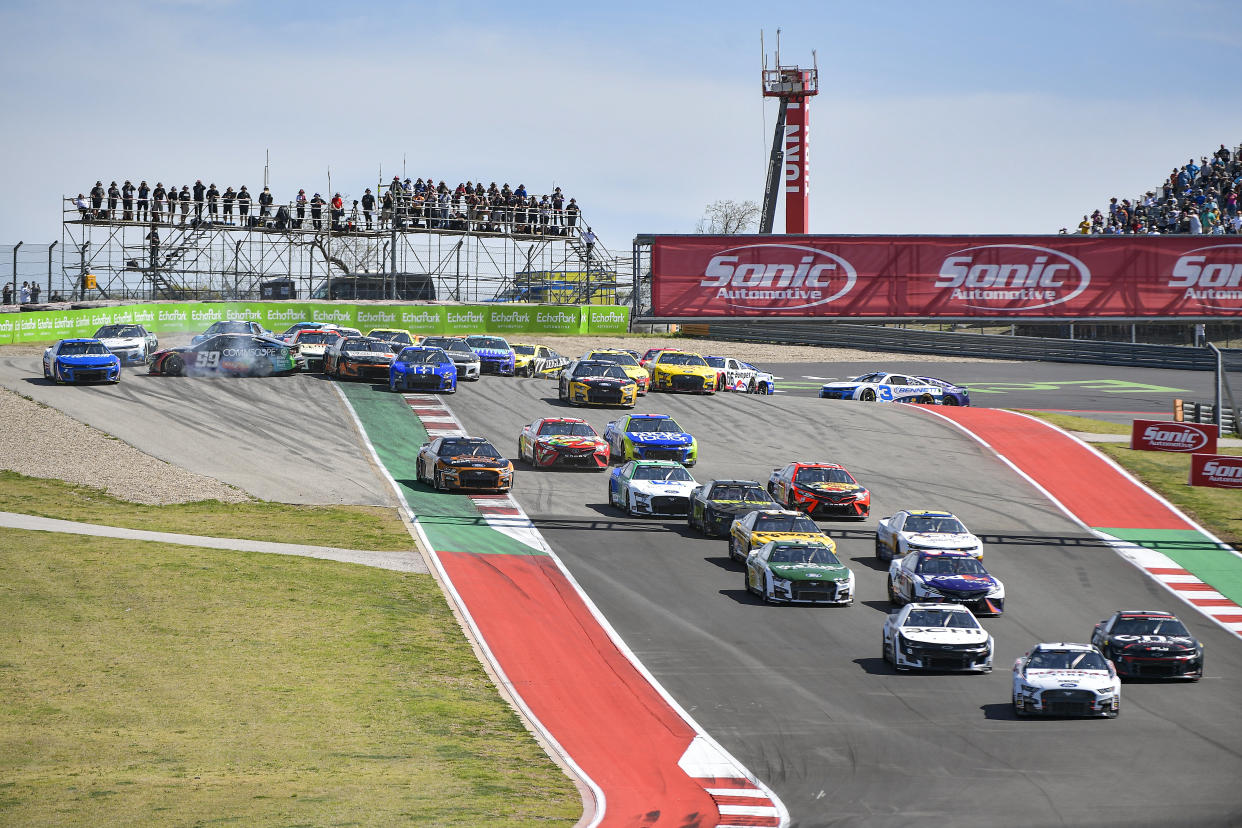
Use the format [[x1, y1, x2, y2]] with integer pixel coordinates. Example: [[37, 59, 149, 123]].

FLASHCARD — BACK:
[[422, 336, 481, 381], [687, 479, 780, 537], [745, 540, 854, 605], [416, 436, 513, 492], [1012, 643, 1120, 718], [648, 350, 718, 394], [887, 550, 1005, 615], [604, 413, 696, 465], [518, 417, 609, 469], [190, 319, 271, 346], [581, 349, 650, 394], [768, 462, 870, 519], [728, 509, 828, 563], [1090, 610, 1204, 680], [389, 345, 457, 393], [512, 343, 569, 377], [148, 334, 297, 377], [704, 355, 772, 393], [43, 338, 121, 384], [558, 360, 639, 407], [883, 603, 994, 673], [465, 335, 516, 376], [819, 372, 943, 404], [917, 376, 970, 406], [289, 328, 343, 371], [367, 328, 422, 347], [323, 336, 397, 381], [93, 324, 158, 364], [608, 459, 699, 516], [875, 509, 983, 563]]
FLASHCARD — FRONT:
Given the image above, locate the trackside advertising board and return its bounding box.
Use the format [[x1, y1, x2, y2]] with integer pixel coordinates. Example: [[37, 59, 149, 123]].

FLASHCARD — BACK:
[[1130, 420, 1219, 454], [0, 303, 630, 345], [1189, 454, 1242, 488], [650, 236, 1242, 319]]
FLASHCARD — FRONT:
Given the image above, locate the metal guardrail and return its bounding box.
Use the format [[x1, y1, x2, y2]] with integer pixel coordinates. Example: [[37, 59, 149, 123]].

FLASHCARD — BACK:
[[1181, 402, 1239, 436]]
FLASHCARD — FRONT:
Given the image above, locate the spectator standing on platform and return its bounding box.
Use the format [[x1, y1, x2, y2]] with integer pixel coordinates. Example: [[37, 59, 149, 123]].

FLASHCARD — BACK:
[[380, 188, 393, 229], [206, 183, 219, 219], [90, 181, 104, 216], [122, 180, 135, 221], [137, 181, 150, 222], [310, 193, 324, 230], [331, 193, 344, 230], [237, 186, 251, 223], [179, 185, 191, 224], [552, 187, 565, 226], [259, 186, 274, 218], [74, 193, 89, 220], [1, 284, 9, 305], [222, 186, 236, 222], [582, 226, 596, 258], [107, 181, 120, 219], [193, 180, 206, 220], [19, 282, 31, 304], [362, 188, 374, 230], [146, 225, 160, 268], [153, 183, 167, 223], [565, 197, 579, 230], [30, 282, 40, 303], [296, 189, 307, 228]]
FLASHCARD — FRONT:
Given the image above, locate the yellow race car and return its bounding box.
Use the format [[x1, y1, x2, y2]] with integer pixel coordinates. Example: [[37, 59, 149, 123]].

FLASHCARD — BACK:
[[512, 343, 569, 377], [582, 348, 651, 395], [648, 350, 718, 394], [728, 508, 831, 562]]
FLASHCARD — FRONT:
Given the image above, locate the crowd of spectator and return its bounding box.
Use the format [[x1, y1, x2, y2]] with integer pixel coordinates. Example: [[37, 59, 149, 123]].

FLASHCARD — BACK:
[[1067, 142, 1242, 235]]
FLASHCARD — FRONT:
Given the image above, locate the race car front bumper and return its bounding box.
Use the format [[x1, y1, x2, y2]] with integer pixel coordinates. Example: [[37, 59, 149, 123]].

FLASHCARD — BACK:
[[630, 492, 690, 516], [340, 360, 393, 380], [767, 577, 853, 605], [794, 493, 869, 519], [1110, 652, 1203, 679], [534, 445, 608, 468], [1014, 687, 1118, 717], [895, 637, 991, 671]]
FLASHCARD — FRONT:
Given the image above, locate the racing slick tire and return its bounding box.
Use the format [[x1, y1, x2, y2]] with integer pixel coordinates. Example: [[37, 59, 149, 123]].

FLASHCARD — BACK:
[[1012, 695, 1029, 718], [859, 388, 876, 402], [433, 468, 446, 491], [729, 536, 744, 563], [746, 380, 757, 394], [887, 579, 903, 606], [163, 353, 184, 377], [917, 393, 934, 405], [942, 395, 959, 406], [745, 571, 759, 596], [1106, 704, 1120, 719], [875, 536, 888, 562]]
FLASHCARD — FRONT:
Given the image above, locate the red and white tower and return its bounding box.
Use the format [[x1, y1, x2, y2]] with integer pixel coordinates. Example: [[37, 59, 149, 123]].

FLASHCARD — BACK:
[[760, 40, 819, 235]]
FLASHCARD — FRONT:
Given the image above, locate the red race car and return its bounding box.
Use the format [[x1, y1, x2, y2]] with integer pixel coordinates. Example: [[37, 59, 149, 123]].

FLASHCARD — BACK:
[[768, 462, 871, 519], [517, 417, 609, 469]]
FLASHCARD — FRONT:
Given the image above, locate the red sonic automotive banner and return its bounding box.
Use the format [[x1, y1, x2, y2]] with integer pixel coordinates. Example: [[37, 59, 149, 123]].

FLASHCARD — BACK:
[[1130, 420, 1218, 454], [650, 236, 1242, 318], [1189, 453, 1242, 488]]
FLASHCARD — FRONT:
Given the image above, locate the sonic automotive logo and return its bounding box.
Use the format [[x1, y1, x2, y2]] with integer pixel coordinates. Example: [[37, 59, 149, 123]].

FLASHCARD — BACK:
[[935, 245, 1091, 310], [1169, 244, 1242, 309], [1190, 454, 1242, 488], [1130, 419, 1217, 453], [700, 244, 856, 310]]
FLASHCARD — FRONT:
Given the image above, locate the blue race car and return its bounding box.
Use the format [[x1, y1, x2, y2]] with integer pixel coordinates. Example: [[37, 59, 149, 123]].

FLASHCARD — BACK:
[[390, 346, 458, 393], [465, 334, 516, 376], [603, 413, 698, 466], [916, 376, 970, 406], [42, 338, 121, 384]]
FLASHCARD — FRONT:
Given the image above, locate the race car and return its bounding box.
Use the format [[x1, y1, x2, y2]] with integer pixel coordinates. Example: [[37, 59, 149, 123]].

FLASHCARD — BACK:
[[1012, 643, 1120, 718], [882, 603, 994, 673], [581, 349, 650, 394], [917, 376, 970, 406], [512, 343, 569, 377], [639, 347, 677, 372], [43, 338, 121, 384], [647, 350, 718, 394], [323, 336, 398, 381], [603, 413, 697, 465], [887, 550, 1005, 615], [389, 345, 457, 394], [607, 459, 699, 516], [768, 462, 870, 520], [367, 328, 422, 347], [875, 509, 983, 563], [728, 509, 829, 563], [745, 539, 855, 605], [93, 323, 158, 364], [289, 328, 343, 371], [517, 416, 609, 469], [558, 360, 639, 407], [1090, 610, 1204, 680], [687, 479, 780, 537], [741, 362, 776, 395], [148, 333, 297, 377], [190, 319, 271, 346], [421, 336, 481, 381], [703, 355, 771, 393], [818, 372, 943, 404], [415, 436, 513, 492], [275, 321, 331, 343], [465, 334, 516, 375]]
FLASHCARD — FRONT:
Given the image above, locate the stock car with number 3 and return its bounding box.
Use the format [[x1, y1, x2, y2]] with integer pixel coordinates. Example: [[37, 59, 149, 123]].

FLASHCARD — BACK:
[[43, 338, 121, 384], [887, 550, 1005, 615], [148, 334, 297, 377], [687, 479, 781, 536], [875, 509, 984, 563], [882, 603, 994, 673], [603, 413, 697, 465], [768, 462, 870, 519], [1012, 643, 1120, 718], [607, 460, 699, 516], [819, 371, 943, 404], [518, 417, 609, 469], [745, 539, 855, 605]]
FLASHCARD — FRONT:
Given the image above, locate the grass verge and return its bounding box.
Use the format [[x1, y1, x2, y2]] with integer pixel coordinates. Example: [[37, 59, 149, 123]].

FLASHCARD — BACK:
[[0, 529, 579, 826], [0, 470, 412, 550]]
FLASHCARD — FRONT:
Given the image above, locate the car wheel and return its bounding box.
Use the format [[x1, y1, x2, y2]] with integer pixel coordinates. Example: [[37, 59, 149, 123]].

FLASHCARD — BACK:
[[887, 579, 902, 606], [1106, 703, 1120, 719], [875, 536, 888, 562], [164, 353, 184, 376], [942, 395, 959, 406], [883, 638, 893, 665], [729, 536, 743, 563], [433, 468, 445, 491], [747, 380, 756, 394], [1013, 695, 1028, 718], [918, 393, 934, 405], [859, 388, 876, 402]]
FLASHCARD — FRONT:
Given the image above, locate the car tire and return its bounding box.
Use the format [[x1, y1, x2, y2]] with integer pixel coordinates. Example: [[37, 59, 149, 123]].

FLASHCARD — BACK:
[[747, 380, 756, 394], [876, 536, 888, 562], [1106, 704, 1120, 719], [942, 396, 959, 406], [887, 579, 902, 606], [164, 353, 184, 377], [1012, 696, 1028, 718], [883, 638, 893, 666], [729, 536, 743, 563], [859, 388, 876, 402], [433, 468, 445, 491], [918, 393, 934, 405]]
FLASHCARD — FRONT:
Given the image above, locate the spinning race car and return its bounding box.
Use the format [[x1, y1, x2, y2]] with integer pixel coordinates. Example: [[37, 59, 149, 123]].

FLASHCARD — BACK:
[[190, 319, 271, 346], [603, 414, 697, 465], [1012, 643, 1120, 718], [819, 371, 944, 403], [887, 550, 1005, 615], [768, 462, 870, 519], [608, 460, 699, 516], [93, 323, 158, 364], [148, 334, 297, 377], [43, 338, 121, 384], [745, 540, 855, 605], [875, 509, 983, 563], [518, 417, 609, 469]]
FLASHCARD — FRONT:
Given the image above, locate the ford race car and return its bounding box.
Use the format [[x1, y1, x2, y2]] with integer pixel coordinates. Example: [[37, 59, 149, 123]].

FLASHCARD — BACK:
[[1090, 610, 1204, 680], [93, 324, 158, 364], [819, 372, 942, 404], [1012, 643, 1120, 718], [465, 335, 516, 376], [323, 336, 397, 381], [289, 328, 343, 371], [416, 436, 513, 492], [367, 328, 421, 347], [389, 346, 457, 393], [608, 460, 699, 516], [769, 462, 870, 519], [43, 338, 121, 384], [603, 413, 697, 465], [422, 336, 481, 381], [728, 509, 829, 563], [558, 360, 639, 407], [875, 509, 983, 563], [882, 603, 994, 673], [648, 350, 718, 394], [148, 334, 297, 377], [518, 417, 609, 469], [687, 479, 780, 537], [581, 349, 650, 394], [745, 540, 855, 605], [512, 343, 569, 377], [190, 319, 271, 346], [888, 550, 1005, 615], [917, 376, 970, 406]]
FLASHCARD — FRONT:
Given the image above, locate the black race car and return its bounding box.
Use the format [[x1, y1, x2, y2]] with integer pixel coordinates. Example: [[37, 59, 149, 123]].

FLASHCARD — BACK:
[[687, 479, 781, 537], [148, 334, 299, 377], [1091, 610, 1204, 680]]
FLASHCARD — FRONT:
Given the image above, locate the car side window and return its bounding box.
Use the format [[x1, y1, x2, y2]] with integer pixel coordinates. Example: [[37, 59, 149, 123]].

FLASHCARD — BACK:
[[889, 375, 910, 385]]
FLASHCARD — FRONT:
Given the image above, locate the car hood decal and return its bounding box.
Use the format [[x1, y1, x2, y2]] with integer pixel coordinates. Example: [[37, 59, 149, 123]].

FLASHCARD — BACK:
[[800, 482, 860, 493], [769, 563, 849, 581], [922, 574, 994, 591], [626, 431, 691, 445]]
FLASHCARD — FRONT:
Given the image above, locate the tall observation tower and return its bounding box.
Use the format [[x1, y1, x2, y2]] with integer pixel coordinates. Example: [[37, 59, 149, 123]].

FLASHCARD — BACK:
[[760, 35, 819, 235]]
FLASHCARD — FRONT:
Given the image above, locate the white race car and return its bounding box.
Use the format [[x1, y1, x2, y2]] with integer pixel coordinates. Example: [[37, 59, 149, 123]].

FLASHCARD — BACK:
[[1012, 643, 1120, 718], [819, 371, 942, 403], [607, 459, 699, 516], [882, 603, 993, 673], [875, 509, 983, 563], [93, 323, 158, 364]]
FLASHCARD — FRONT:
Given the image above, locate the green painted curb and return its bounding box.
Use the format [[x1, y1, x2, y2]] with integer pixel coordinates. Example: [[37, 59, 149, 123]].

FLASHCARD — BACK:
[[1095, 526, 1242, 606]]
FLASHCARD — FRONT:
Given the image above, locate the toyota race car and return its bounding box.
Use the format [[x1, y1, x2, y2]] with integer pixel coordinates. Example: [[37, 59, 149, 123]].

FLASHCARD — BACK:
[[648, 350, 718, 394], [43, 339, 121, 384], [608, 460, 699, 516], [323, 336, 398, 381], [518, 417, 609, 469], [769, 462, 870, 519], [190, 319, 271, 346], [603, 414, 697, 465], [465, 335, 516, 376], [887, 550, 1005, 615], [93, 324, 158, 364], [1012, 643, 1120, 717], [148, 334, 297, 377], [416, 436, 513, 492], [687, 479, 781, 537], [421, 336, 481, 381], [745, 540, 855, 605], [882, 603, 994, 673], [819, 372, 943, 404], [875, 509, 983, 563], [289, 328, 343, 371], [581, 349, 650, 394], [728, 509, 829, 562], [389, 345, 457, 393], [512, 343, 569, 377], [1090, 610, 1204, 680], [558, 360, 639, 407]]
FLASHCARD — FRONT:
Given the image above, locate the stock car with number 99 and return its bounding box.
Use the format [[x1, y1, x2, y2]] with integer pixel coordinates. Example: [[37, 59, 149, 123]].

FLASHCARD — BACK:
[[147, 334, 298, 377]]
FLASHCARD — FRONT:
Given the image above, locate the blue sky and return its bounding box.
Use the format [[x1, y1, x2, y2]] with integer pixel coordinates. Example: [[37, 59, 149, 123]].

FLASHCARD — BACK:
[[2, 0, 1240, 254]]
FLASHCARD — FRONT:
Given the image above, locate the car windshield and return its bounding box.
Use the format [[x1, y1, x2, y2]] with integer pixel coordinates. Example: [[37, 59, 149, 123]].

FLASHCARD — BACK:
[[398, 348, 448, 365], [573, 363, 629, 380], [1027, 650, 1109, 671], [904, 609, 979, 629], [710, 484, 771, 503], [626, 417, 682, 433], [539, 421, 597, 437], [657, 352, 707, 366], [1111, 616, 1191, 637], [342, 338, 392, 353], [370, 330, 412, 343], [205, 321, 252, 334], [467, 336, 509, 350], [917, 556, 987, 576], [59, 342, 111, 356], [95, 325, 143, 338], [588, 351, 639, 366], [905, 515, 967, 534], [754, 514, 820, 533], [704, 356, 726, 368], [512, 345, 536, 355], [438, 439, 501, 458], [768, 544, 841, 565], [795, 467, 855, 485], [632, 465, 693, 482], [423, 338, 473, 354], [298, 332, 339, 344]]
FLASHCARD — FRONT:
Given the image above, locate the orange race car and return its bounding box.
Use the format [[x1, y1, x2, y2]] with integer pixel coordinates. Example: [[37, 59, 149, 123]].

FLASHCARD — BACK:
[[416, 435, 514, 492], [767, 462, 871, 520]]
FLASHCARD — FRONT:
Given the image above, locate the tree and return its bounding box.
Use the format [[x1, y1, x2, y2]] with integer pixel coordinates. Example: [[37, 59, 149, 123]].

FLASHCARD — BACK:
[[695, 199, 761, 234]]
